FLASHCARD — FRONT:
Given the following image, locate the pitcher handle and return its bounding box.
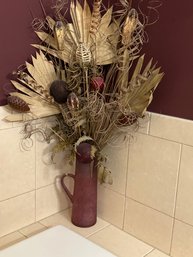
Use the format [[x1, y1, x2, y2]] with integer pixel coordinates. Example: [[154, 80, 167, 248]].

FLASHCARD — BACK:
[[61, 173, 75, 203]]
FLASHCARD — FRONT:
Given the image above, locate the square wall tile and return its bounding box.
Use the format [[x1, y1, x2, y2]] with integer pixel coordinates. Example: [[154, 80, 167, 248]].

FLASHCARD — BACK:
[[36, 138, 74, 189], [175, 145, 193, 225], [0, 127, 35, 201], [102, 134, 129, 195], [97, 185, 125, 229], [0, 106, 12, 130], [171, 220, 193, 257], [127, 133, 181, 216], [89, 225, 153, 257], [0, 191, 35, 237], [40, 209, 109, 238], [150, 113, 193, 146], [124, 198, 173, 254], [36, 183, 70, 220]]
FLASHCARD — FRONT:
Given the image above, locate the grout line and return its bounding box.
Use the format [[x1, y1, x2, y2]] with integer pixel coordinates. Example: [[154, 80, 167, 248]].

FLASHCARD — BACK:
[[18, 230, 30, 238], [122, 135, 131, 230], [0, 190, 36, 204], [99, 184, 193, 228], [169, 143, 183, 255], [139, 127, 193, 150], [172, 144, 183, 217], [126, 197, 174, 219], [38, 209, 69, 226], [0, 182, 56, 205], [1, 221, 42, 239], [122, 197, 127, 230], [18, 231, 28, 239], [175, 217, 193, 227], [137, 131, 182, 146], [86, 224, 111, 238], [37, 221, 47, 227], [142, 248, 155, 257], [150, 111, 193, 124], [121, 227, 170, 257], [38, 221, 49, 228], [126, 196, 193, 228], [97, 216, 157, 253], [36, 182, 56, 191], [102, 184, 126, 197], [122, 228, 162, 254], [147, 112, 152, 135]]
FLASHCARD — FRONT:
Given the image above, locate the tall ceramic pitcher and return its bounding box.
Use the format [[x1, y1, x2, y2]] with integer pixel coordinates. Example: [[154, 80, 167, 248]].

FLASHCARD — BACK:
[[61, 142, 97, 227]]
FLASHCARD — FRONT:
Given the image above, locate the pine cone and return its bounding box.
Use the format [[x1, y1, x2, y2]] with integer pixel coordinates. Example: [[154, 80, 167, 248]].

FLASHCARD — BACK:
[[7, 96, 30, 112]]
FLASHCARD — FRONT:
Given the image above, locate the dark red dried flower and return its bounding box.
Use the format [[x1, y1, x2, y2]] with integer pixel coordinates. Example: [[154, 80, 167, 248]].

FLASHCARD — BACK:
[[90, 77, 105, 91]]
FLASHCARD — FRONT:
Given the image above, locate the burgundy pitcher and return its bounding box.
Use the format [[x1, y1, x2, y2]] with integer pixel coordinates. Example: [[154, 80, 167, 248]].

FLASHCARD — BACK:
[[61, 142, 98, 227]]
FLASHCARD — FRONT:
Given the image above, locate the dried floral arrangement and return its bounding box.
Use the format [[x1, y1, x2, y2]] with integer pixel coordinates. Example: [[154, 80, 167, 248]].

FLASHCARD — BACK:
[[4, 0, 163, 183]]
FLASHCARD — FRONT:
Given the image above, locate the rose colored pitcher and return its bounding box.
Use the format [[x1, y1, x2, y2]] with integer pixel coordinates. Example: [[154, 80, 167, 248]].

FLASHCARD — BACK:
[[61, 142, 97, 227]]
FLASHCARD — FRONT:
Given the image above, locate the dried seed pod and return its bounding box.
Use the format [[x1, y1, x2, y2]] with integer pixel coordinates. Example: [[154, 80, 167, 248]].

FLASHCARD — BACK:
[[122, 9, 138, 46], [50, 80, 70, 104], [89, 0, 102, 35], [7, 96, 30, 112], [76, 43, 92, 67], [54, 21, 65, 50], [90, 76, 105, 91], [67, 92, 79, 110], [98, 164, 113, 185]]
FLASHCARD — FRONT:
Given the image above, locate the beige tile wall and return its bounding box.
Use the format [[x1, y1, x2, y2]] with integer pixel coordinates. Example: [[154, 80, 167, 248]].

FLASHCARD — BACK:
[[97, 112, 193, 257], [1, 107, 193, 257], [0, 108, 71, 237]]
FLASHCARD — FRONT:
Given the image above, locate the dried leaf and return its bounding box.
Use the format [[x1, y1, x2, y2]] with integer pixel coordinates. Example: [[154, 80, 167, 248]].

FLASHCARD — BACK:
[[130, 55, 145, 83], [46, 16, 55, 30], [35, 31, 57, 49], [98, 7, 113, 34], [128, 71, 164, 115], [32, 44, 70, 63], [11, 80, 39, 98], [83, 0, 91, 43], [54, 21, 65, 50]]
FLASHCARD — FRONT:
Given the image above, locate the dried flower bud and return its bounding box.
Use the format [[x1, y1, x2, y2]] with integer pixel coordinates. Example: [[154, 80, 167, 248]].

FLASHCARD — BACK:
[[55, 21, 63, 29], [122, 9, 138, 45], [7, 96, 30, 112], [90, 76, 105, 91], [67, 92, 79, 110], [54, 21, 65, 50]]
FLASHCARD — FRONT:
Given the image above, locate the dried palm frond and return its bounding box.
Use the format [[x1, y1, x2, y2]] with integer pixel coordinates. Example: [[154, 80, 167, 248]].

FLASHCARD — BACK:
[[33, 0, 119, 65], [117, 55, 164, 117], [4, 51, 60, 122]]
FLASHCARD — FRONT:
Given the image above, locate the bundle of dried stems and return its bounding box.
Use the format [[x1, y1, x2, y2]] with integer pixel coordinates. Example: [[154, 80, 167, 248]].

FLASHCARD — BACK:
[[4, 0, 163, 183]]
